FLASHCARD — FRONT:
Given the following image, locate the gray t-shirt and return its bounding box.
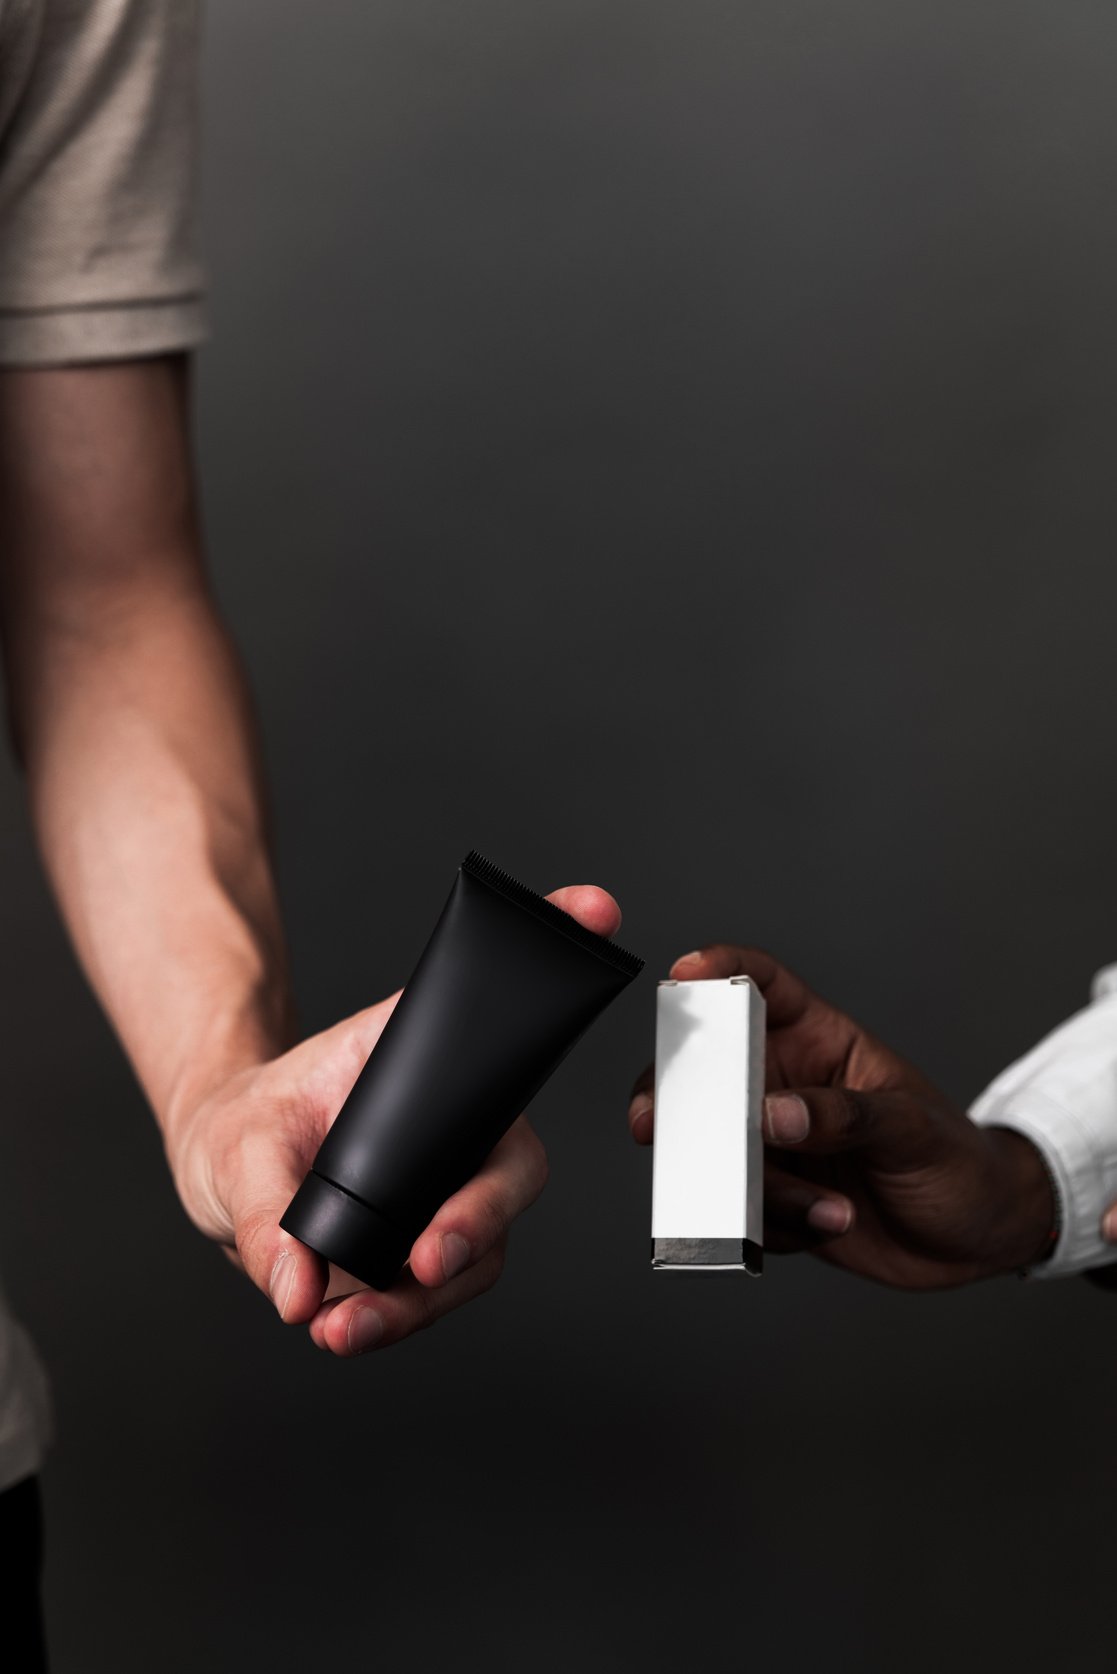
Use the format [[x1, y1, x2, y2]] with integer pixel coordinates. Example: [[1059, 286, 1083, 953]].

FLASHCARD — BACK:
[[0, 0, 206, 364], [0, 0, 206, 1489]]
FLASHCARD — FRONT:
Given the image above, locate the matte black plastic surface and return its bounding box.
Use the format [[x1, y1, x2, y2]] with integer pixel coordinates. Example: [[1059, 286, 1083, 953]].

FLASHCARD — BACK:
[[281, 855, 643, 1290], [283, 1171, 411, 1291]]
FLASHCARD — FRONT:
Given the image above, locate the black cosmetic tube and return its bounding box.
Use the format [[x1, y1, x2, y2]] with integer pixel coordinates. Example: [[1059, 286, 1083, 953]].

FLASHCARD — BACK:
[[281, 852, 643, 1289]]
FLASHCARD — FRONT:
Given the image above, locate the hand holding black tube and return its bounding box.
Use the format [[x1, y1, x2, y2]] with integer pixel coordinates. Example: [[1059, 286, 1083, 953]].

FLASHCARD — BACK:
[[170, 882, 624, 1356], [627, 944, 1058, 1288], [283, 853, 642, 1298]]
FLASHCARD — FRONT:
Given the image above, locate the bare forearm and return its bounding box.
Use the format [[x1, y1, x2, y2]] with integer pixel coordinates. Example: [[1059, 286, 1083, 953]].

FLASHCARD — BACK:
[[10, 577, 292, 1126], [0, 362, 292, 1136]]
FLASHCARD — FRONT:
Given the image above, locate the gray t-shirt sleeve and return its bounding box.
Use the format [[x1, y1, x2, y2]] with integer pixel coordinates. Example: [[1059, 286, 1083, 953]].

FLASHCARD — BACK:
[[0, 0, 207, 366]]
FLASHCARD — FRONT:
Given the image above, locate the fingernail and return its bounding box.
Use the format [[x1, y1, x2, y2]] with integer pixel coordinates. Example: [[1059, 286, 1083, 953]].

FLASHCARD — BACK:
[[440, 1231, 471, 1281], [765, 1093, 810, 1144], [807, 1198, 852, 1235], [675, 951, 703, 967], [348, 1308, 385, 1355], [628, 1093, 653, 1133], [1104, 1207, 1117, 1244], [269, 1251, 297, 1321]]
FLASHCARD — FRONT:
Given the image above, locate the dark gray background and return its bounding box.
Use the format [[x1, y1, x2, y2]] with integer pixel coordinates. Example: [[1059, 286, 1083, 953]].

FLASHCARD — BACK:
[[2, 1, 1116, 1668]]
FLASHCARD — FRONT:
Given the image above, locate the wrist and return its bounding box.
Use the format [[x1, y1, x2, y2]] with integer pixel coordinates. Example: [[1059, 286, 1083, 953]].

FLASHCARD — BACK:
[[981, 1126, 1059, 1275], [160, 983, 295, 1148]]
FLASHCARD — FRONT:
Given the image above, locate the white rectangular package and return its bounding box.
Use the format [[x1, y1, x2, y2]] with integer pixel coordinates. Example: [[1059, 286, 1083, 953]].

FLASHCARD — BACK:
[[650, 976, 764, 1274]]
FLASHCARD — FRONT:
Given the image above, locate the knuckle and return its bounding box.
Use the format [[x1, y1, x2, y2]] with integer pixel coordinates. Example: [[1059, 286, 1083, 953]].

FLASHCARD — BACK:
[[479, 1192, 510, 1249], [900, 1094, 937, 1153], [477, 1243, 506, 1294], [834, 1089, 867, 1139], [413, 1289, 438, 1335], [234, 1207, 273, 1280]]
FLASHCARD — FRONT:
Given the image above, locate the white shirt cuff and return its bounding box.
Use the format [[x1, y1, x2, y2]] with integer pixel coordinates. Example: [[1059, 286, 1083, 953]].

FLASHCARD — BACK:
[[970, 976, 1117, 1278]]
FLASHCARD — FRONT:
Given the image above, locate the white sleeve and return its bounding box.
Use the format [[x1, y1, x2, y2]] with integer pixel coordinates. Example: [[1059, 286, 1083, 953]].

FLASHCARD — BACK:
[[970, 965, 1117, 1278]]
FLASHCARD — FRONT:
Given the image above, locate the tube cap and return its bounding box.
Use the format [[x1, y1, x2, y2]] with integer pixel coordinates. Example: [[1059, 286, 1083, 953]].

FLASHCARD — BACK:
[[280, 1171, 412, 1292]]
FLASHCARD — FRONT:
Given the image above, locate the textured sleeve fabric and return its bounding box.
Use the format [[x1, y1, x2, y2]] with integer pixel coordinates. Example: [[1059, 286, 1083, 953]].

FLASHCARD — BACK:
[[0, 0, 206, 365], [970, 965, 1117, 1278]]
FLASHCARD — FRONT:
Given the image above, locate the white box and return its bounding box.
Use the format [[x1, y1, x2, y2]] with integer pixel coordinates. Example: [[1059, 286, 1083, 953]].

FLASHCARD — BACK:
[[650, 976, 764, 1274]]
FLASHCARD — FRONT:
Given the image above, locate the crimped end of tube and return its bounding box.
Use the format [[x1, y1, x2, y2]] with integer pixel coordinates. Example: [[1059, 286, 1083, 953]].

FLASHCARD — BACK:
[[461, 851, 644, 980]]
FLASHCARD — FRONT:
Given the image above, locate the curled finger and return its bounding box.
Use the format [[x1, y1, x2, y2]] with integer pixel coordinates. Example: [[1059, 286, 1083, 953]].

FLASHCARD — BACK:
[[309, 1242, 508, 1357], [628, 1064, 655, 1144], [764, 1162, 854, 1250], [408, 1118, 548, 1288]]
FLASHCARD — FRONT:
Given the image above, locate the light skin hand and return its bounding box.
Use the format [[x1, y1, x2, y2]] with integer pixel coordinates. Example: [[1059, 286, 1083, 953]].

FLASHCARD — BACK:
[[628, 945, 1056, 1289], [169, 884, 622, 1355], [0, 361, 622, 1354]]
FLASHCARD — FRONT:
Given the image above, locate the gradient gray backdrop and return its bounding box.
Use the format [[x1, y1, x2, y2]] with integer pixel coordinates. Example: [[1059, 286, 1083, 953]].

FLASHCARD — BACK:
[[2, 3, 1117, 1669]]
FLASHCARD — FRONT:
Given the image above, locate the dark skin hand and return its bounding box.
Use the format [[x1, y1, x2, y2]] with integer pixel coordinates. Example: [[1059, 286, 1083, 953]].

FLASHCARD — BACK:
[[628, 945, 1057, 1289]]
